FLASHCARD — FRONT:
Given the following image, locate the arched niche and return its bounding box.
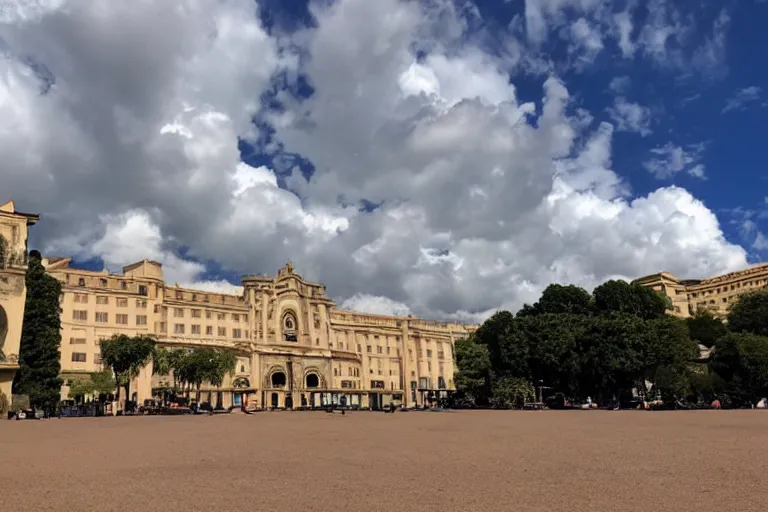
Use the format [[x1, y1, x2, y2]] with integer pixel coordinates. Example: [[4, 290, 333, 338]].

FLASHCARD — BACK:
[[305, 373, 320, 388], [233, 377, 250, 389], [0, 305, 7, 353], [270, 371, 287, 388], [282, 309, 298, 342]]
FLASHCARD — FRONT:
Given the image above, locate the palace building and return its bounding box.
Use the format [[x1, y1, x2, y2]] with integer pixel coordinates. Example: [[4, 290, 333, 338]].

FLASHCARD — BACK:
[[43, 256, 477, 410], [633, 264, 768, 319], [0, 201, 39, 406]]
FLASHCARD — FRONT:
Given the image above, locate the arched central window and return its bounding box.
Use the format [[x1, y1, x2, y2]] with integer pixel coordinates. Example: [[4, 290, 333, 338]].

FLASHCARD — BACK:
[[271, 372, 287, 388], [306, 373, 320, 388], [283, 312, 297, 331], [283, 311, 298, 342]]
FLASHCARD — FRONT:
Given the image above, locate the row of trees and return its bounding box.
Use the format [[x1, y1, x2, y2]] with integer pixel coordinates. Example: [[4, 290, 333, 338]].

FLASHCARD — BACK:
[[12, 251, 239, 412], [454, 279, 768, 408], [153, 346, 237, 401]]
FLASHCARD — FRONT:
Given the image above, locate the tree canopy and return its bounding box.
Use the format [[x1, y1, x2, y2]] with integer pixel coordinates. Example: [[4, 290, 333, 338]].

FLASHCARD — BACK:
[[13, 250, 63, 412], [686, 310, 728, 348], [153, 346, 238, 401], [453, 277, 757, 408], [100, 334, 156, 408]]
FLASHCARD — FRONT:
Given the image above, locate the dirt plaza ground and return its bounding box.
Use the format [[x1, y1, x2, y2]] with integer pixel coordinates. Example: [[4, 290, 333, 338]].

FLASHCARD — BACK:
[[1, 410, 767, 512]]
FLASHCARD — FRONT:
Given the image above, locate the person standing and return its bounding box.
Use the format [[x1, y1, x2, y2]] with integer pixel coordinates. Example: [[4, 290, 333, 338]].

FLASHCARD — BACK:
[[340, 395, 347, 415]]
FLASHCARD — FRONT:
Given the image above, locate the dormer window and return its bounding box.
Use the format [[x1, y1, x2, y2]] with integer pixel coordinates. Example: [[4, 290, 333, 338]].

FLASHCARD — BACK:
[[78, 278, 85, 287]]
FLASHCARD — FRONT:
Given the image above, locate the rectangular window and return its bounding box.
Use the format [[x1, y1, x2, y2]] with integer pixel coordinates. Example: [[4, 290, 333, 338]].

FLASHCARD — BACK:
[[191, 324, 201, 335], [95, 312, 108, 323], [206, 326, 213, 335], [71, 353, 87, 363], [78, 278, 85, 287], [217, 313, 226, 321], [136, 315, 147, 326], [74, 293, 88, 303], [138, 285, 148, 296], [174, 308, 184, 318], [69, 337, 86, 345], [370, 380, 385, 389], [367, 345, 372, 353], [245, 330, 249, 339], [377, 346, 382, 354], [72, 310, 88, 321], [232, 314, 240, 322], [120, 281, 127, 290], [218, 327, 226, 336], [205, 311, 212, 319], [191, 309, 201, 318], [96, 296, 109, 305], [426, 350, 432, 358], [116, 298, 128, 307], [115, 314, 128, 325], [244, 314, 249, 323], [99, 278, 107, 287], [233, 329, 242, 339], [174, 324, 185, 334], [136, 299, 147, 308]]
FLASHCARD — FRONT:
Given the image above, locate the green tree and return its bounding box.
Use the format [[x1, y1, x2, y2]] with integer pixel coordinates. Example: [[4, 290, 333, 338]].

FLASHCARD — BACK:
[[531, 284, 593, 316], [13, 250, 63, 412], [727, 290, 768, 337], [205, 349, 237, 389], [710, 332, 768, 405], [67, 376, 96, 401], [453, 336, 492, 405], [100, 334, 155, 410], [490, 377, 534, 409], [473, 310, 529, 380], [91, 370, 117, 398], [686, 309, 728, 348], [171, 347, 237, 401], [593, 280, 668, 320], [515, 314, 587, 397], [642, 315, 698, 382]]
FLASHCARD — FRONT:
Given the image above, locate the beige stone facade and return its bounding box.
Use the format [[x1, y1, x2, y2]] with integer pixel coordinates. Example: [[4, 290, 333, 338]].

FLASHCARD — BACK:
[[0, 201, 38, 406], [633, 264, 768, 318], [45, 257, 476, 410]]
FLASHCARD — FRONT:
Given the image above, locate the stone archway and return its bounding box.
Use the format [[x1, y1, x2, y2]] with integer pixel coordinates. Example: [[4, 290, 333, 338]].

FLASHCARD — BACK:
[[305, 373, 320, 388], [270, 371, 287, 388], [0, 305, 7, 353]]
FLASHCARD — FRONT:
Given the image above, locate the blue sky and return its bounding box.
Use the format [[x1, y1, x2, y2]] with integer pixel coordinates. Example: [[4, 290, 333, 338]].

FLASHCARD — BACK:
[[2, 0, 767, 319]]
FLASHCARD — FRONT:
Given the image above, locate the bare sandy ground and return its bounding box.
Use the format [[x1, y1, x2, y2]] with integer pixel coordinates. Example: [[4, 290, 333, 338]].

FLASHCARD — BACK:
[[1, 410, 767, 512]]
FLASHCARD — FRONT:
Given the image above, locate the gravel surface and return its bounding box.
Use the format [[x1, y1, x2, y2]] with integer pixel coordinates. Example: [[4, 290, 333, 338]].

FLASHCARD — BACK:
[[1, 410, 767, 512]]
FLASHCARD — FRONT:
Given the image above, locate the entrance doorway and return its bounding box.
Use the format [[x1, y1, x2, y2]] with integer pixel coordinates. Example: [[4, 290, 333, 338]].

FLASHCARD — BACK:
[[285, 394, 293, 409], [270, 392, 279, 408], [233, 393, 242, 407], [370, 393, 380, 410]]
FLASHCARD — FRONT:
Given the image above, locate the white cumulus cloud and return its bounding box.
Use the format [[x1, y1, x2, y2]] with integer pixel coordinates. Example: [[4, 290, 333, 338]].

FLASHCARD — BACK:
[[0, 0, 748, 322]]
